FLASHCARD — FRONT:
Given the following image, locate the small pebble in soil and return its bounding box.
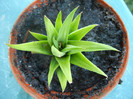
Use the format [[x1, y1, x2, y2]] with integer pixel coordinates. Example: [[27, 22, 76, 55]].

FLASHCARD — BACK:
[[118, 79, 123, 85]]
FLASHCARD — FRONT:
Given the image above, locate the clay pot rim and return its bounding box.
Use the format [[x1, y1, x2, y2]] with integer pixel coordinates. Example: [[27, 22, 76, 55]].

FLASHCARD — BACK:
[[8, 0, 129, 99]]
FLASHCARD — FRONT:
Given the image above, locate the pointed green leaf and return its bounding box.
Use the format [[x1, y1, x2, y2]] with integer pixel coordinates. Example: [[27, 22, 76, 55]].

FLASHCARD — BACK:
[[57, 67, 67, 92], [6, 41, 52, 55], [61, 45, 82, 55], [48, 57, 59, 87], [68, 40, 119, 52], [57, 6, 79, 48], [55, 55, 72, 83], [69, 12, 82, 33], [68, 24, 98, 40], [44, 16, 58, 46], [51, 45, 66, 57], [30, 31, 47, 41], [55, 11, 62, 32], [71, 53, 107, 77]]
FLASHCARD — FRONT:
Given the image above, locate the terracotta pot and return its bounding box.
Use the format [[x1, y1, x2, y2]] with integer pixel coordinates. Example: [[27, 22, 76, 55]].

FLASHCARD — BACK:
[[8, 0, 129, 98]]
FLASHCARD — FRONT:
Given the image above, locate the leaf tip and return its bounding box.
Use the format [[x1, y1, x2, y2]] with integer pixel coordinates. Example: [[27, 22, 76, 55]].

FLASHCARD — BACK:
[[68, 80, 72, 84], [76, 6, 80, 9], [5, 43, 11, 47], [69, 82, 72, 84], [62, 89, 65, 93], [111, 47, 121, 52], [105, 75, 108, 79], [80, 11, 83, 14], [44, 15, 48, 20], [73, 6, 79, 11], [116, 49, 121, 52], [95, 24, 99, 26], [103, 73, 108, 78], [48, 85, 51, 90], [59, 10, 62, 13]]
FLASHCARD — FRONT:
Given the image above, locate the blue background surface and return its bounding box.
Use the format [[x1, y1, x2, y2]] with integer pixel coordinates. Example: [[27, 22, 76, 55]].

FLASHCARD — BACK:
[[0, 0, 133, 99]]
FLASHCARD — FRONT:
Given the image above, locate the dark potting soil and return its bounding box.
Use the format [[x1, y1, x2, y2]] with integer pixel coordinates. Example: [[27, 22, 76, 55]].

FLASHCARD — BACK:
[[13, 0, 126, 98]]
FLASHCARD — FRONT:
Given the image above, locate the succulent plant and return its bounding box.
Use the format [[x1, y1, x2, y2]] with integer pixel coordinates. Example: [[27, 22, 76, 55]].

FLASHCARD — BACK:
[[6, 7, 119, 92]]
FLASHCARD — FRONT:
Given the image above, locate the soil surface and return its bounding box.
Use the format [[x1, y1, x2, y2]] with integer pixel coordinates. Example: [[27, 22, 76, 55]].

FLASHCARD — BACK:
[[13, 0, 126, 98]]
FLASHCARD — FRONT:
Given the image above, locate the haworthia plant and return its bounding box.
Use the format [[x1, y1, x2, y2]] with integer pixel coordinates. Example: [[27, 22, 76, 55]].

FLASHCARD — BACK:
[[6, 7, 119, 92]]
